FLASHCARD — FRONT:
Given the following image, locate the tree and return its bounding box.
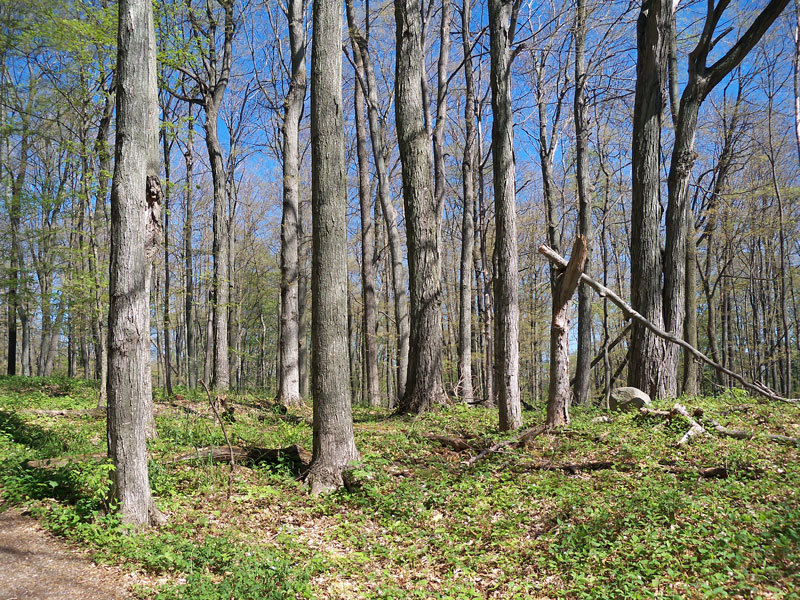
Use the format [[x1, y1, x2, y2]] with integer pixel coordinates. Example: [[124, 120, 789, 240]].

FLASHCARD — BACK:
[[628, 0, 670, 399], [306, 0, 359, 494], [395, 0, 445, 414], [345, 0, 379, 407], [106, 0, 165, 527], [279, 0, 307, 407], [488, 0, 522, 430], [628, 0, 791, 398], [573, 0, 593, 405], [457, 0, 476, 403]]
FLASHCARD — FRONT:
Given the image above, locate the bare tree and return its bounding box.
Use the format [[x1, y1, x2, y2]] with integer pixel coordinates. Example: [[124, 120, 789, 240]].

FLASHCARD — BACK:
[[457, 0, 476, 403], [395, 0, 445, 414], [279, 0, 307, 406], [306, 0, 359, 494], [489, 0, 523, 430], [106, 0, 165, 527]]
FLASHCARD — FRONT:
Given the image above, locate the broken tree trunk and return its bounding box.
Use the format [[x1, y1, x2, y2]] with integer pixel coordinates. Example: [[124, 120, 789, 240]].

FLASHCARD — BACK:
[[546, 237, 588, 427], [538, 244, 799, 404]]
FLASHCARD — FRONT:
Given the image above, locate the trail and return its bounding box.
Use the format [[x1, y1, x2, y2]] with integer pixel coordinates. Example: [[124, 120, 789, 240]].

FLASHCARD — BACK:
[[0, 507, 130, 600]]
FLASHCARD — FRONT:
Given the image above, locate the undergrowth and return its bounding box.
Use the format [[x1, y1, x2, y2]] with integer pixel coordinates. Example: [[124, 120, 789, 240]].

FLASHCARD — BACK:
[[1, 374, 798, 599]]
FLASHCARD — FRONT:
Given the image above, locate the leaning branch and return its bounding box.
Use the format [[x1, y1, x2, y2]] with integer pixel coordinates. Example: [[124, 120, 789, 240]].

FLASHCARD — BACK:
[[538, 244, 798, 404]]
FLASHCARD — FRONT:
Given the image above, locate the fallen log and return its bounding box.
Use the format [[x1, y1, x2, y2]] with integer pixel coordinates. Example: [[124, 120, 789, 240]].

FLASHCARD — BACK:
[[538, 244, 799, 405], [514, 459, 754, 479]]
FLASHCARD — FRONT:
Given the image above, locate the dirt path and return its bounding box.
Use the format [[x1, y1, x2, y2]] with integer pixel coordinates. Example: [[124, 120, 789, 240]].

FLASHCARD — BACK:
[[0, 507, 131, 600]]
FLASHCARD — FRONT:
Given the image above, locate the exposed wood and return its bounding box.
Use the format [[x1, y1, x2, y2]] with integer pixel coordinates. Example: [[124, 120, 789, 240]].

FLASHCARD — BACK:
[[674, 403, 708, 446], [538, 244, 800, 405], [546, 237, 587, 427]]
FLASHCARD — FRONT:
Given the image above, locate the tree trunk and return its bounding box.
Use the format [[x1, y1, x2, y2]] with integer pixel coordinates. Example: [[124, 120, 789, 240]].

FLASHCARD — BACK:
[[488, 0, 522, 431], [107, 0, 164, 528], [347, 2, 379, 407], [298, 197, 310, 399], [395, 0, 445, 414], [546, 237, 587, 428], [279, 0, 307, 407], [183, 111, 196, 389], [457, 0, 475, 403], [683, 217, 699, 396], [573, 0, 593, 406], [349, 9, 410, 400], [162, 127, 173, 396], [307, 0, 360, 495], [628, 0, 669, 399]]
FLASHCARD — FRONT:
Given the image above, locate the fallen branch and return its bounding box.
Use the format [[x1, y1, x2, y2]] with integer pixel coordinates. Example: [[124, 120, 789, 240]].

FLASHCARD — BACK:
[[674, 404, 709, 446], [515, 459, 760, 479], [699, 412, 799, 446], [569, 323, 632, 387], [466, 425, 548, 466], [538, 244, 799, 405]]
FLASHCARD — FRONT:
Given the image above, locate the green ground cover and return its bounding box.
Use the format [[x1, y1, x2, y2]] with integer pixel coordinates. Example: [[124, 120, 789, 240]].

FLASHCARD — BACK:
[[1, 375, 798, 599]]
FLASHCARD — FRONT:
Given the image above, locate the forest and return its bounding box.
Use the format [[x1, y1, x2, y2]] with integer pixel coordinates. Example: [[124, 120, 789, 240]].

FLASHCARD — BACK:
[[1, 0, 799, 598]]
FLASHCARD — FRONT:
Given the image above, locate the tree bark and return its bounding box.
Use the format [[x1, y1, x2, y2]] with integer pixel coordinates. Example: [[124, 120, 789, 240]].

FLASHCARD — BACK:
[[107, 0, 165, 528], [183, 109, 196, 389], [546, 237, 587, 428], [628, 0, 669, 399], [349, 7, 410, 400], [395, 0, 445, 414], [347, 1, 379, 407], [573, 0, 593, 406], [307, 0, 360, 494], [457, 0, 476, 403], [279, 0, 307, 407], [488, 0, 522, 430]]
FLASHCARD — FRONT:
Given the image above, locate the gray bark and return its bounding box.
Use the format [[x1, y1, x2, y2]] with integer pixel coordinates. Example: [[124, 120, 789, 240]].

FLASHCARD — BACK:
[[628, 0, 669, 399], [488, 0, 522, 430], [663, 0, 790, 397], [349, 8, 409, 400], [307, 0, 360, 494], [107, 0, 164, 528], [395, 0, 445, 414], [279, 0, 307, 406], [183, 109, 196, 389], [457, 0, 475, 403], [347, 8, 379, 407], [574, 0, 593, 406]]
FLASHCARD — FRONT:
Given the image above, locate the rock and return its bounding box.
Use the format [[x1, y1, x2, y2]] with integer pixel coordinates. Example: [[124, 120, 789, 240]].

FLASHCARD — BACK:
[[610, 387, 651, 412]]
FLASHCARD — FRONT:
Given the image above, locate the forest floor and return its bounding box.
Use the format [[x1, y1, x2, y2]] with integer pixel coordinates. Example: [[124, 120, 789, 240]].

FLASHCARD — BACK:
[[0, 375, 798, 599]]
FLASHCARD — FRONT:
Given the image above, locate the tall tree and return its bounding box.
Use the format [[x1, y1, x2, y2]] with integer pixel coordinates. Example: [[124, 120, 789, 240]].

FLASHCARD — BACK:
[[279, 0, 307, 406], [178, 0, 237, 392], [347, 3, 410, 400], [457, 0, 476, 403], [628, 0, 669, 398], [107, 0, 165, 527], [488, 0, 522, 430], [660, 0, 790, 397], [346, 1, 379, 407], [573, 0, 593, 405], [395, 0, 445, 414], [306, 0, 359, 494]]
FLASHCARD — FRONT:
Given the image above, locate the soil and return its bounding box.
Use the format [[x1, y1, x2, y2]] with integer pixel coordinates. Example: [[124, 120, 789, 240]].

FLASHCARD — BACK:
[[0, 507, 132, 600]]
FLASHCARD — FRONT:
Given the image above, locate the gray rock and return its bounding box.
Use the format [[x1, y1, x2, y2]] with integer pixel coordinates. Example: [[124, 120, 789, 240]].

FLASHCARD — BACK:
[[610, 387, 651, 412]]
